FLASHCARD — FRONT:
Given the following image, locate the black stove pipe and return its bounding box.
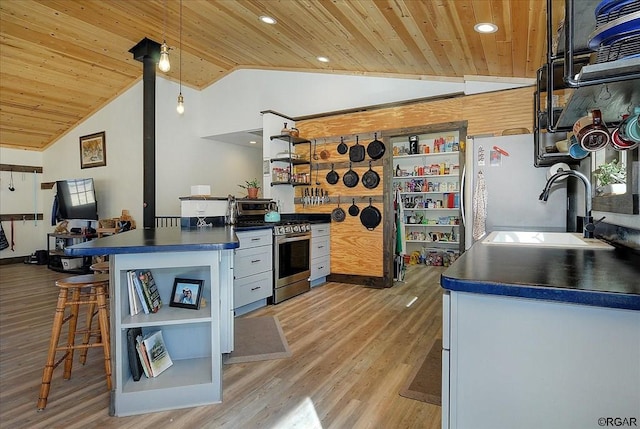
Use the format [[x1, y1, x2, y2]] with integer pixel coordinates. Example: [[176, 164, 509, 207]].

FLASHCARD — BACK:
[[129, 38, 160, 229]]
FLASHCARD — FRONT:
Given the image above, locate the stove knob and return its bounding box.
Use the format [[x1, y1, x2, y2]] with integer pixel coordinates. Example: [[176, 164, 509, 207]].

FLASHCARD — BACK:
[[292, 225, 299, 233]]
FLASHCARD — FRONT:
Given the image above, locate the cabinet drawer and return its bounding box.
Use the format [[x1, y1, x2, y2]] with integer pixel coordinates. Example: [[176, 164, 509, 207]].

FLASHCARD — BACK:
[[235, 246, 272, 278], [236, 229, 272, 249], [311, 223, 330, 237], [311, 236, 330, 259], [234, 271, 272, 308], [310, 255, 330, 280]]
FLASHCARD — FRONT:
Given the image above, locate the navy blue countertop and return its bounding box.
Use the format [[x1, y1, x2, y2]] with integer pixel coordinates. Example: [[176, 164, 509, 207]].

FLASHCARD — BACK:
[[65, 227, 239, 256], [441, 243, 640, 310]]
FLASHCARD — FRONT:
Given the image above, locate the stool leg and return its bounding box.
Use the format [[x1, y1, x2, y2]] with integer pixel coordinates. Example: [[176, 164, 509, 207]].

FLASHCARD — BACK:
[[80, 287, 96, 365], [37, 288, 69, 410], [95, 285, 112, 391], [62, 287, 81, 380]]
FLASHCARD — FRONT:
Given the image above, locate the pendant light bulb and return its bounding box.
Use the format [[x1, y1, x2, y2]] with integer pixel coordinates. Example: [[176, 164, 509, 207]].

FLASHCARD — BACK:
[[176, 93, 184, 114], [158, 42, 171, 72]]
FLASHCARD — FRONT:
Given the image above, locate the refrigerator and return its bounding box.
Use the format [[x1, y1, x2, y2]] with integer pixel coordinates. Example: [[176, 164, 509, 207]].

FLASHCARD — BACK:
[[463, 134, 567, 250]]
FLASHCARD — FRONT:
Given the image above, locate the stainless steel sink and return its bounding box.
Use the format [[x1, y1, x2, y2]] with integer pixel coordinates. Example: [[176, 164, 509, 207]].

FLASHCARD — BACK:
[[481, 231, 614, 250]]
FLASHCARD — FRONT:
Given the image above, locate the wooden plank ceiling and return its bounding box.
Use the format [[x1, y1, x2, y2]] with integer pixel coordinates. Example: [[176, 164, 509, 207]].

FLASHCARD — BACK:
[[0, 0, 560, 151]]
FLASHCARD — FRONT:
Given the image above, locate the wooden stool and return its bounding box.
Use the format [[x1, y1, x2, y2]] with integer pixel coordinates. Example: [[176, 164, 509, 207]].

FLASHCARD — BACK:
[[89, 261, 110, 273], [37, 274, 111, 410], [82, 261, 110, 365]]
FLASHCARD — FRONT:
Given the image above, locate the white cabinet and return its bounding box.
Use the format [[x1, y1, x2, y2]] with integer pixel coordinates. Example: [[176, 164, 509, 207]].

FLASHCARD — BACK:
[[392, 131, 463, 266], [442, 291, 640, 429], [310, 223, 330, 284], [110, 249, 233, 416], [234, 229, 273, 310]]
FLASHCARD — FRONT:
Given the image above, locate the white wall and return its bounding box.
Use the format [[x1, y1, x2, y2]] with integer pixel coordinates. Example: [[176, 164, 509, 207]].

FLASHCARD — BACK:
[[154, 78, 263, 214], [44, 80, 144, 225]]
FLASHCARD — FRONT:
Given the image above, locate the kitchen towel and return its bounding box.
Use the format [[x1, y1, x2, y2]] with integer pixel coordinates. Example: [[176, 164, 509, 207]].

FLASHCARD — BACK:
[[472, 171, 487, 241]]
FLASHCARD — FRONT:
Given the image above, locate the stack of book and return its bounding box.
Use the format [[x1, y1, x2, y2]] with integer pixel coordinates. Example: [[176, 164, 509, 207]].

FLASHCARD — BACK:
[[126, 328, 173, 380], [127, 269, 162, 315]]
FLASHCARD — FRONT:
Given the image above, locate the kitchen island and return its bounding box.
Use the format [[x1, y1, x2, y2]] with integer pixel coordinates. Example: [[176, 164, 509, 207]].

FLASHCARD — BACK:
[[65, 227, 239, 416], [440, 243, 640, 429]]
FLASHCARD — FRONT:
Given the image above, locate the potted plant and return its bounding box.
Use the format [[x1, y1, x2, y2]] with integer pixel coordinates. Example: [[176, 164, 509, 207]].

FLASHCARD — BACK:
[[239, 179, 260, 199], [593, 159, 626, 195]]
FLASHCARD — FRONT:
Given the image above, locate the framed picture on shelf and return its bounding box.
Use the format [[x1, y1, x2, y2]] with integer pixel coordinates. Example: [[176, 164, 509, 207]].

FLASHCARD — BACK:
[[79, 131, 107, 169], [169, 278, 203, 310]]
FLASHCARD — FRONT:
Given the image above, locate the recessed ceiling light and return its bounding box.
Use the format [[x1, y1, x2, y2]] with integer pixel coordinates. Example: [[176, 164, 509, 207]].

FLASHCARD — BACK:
[[474, 22, 498, 33], [317, 56, 329, 63], [259, 15, 277, 25], [249, 140, 257, 145]]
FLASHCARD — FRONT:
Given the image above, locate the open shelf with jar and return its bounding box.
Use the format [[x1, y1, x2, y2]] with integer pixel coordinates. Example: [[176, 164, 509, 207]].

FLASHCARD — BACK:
[[392, 130, 464, 266], [269, 134, 311, 186]]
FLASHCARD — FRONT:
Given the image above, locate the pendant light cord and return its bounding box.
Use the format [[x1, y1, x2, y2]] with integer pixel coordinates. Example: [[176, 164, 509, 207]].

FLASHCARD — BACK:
[[179, 0, 182, 94], [163, 0, 167, 41], [176, 0, 184, 114]]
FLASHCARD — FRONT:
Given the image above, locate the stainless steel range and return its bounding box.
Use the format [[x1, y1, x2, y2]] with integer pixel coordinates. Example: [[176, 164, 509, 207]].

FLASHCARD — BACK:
[[234, 200, 311, 304], [272, 222, 311, 303]]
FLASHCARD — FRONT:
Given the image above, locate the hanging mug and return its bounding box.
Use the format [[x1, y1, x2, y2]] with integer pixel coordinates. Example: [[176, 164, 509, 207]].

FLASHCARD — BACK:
[[618, 107, 640, 145], [610, 128, 639, 151], [573, 109, 610, 151], [568, 133, 589, 159]]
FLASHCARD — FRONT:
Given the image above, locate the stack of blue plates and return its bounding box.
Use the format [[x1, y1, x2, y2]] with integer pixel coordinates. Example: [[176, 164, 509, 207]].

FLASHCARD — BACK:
[[588, 0, 640, 62]]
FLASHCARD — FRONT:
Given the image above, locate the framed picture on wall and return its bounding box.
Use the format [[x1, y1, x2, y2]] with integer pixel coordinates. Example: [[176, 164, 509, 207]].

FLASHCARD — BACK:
[[80, 131, 107, 169]]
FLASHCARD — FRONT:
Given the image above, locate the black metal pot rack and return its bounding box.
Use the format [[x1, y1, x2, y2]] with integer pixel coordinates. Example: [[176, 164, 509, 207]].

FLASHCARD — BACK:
[[534, 0, 640, 166]]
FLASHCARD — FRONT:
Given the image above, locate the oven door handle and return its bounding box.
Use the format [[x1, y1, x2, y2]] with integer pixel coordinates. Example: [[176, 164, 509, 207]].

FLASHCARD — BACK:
[[276, 233, 311, 243]]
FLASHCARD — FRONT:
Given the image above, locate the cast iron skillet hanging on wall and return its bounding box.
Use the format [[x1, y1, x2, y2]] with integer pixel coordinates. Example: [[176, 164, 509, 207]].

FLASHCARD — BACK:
[[326, 163, 339, 185], [360, 198, 381, 230], [367, 133, 386, 160], [348, 198, 360, 216], [331, 195, 346, 222], [362, 161, 380, 189], [337, 137, 348, 155], [349, 136, 365, 163], [343, 162, 359, 188]]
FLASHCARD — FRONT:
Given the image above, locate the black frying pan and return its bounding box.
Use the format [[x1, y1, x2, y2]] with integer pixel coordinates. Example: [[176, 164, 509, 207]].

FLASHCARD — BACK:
[[348, 198, 359, 216], [326, 163, 339, 185], [337, 137, 348, 155], [367, 132, 385, 160], [349, 136, 365, 162], [343, 162, 359, 188], [362, 161, 380, 189], [332, 195, 346, 222], [360, 198, 381, 230]]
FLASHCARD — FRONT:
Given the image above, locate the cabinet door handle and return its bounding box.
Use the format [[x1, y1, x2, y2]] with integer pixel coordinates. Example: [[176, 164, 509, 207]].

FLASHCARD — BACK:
[[317, 245, 324, 249], [251, 238, 261, 242], [250, 286, 261, 291], [251, 259, 261, 263], [318, 265, 324, 269]]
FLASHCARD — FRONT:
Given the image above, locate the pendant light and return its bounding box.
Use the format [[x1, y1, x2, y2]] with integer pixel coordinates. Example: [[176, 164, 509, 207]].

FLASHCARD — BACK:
[[158, 43, 170, 72], [158, 0, 171, 72], [176, 0, 184, 114]]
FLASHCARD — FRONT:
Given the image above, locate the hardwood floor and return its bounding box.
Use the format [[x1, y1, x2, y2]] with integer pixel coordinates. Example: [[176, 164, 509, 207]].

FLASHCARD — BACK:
[[0, 263, 444, 429]]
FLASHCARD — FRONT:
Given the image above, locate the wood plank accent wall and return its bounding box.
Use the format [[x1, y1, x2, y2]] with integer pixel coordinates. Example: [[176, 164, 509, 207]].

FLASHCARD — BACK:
[[296, 86, 535, 282]]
